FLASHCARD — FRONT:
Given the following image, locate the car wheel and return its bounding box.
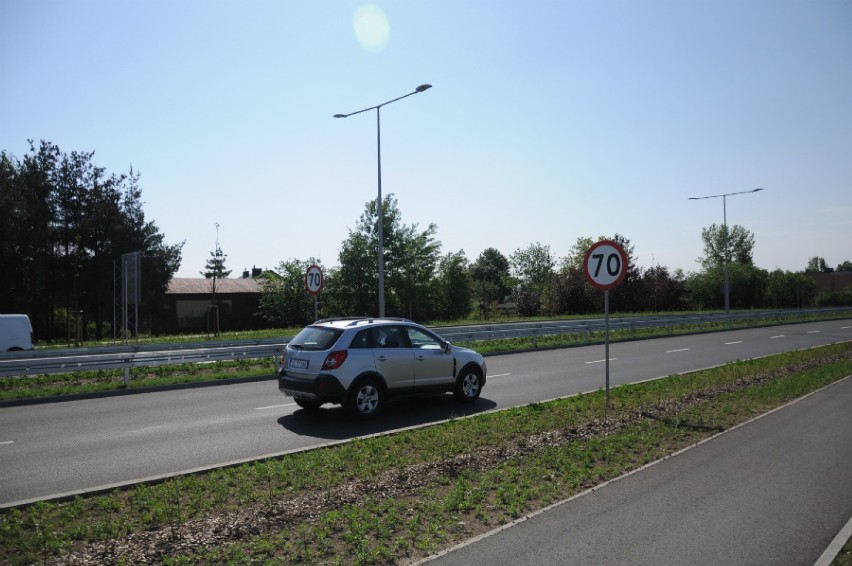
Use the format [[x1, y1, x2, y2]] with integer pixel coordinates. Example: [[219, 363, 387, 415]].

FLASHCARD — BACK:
[[295, 398, 323, 411], [454, 368, 482, 403], [346, 378, 383, 418]]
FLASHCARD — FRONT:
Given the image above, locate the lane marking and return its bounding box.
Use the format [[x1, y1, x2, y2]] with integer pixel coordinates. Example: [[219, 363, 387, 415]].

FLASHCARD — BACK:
[[725, 341, 743, 345], [807, 330, 821, 334], [771, 335, 785, 339], [488, 373, 511, 379], [128, 425, 166, 434], [0, 441, 14, 446], [585, 358, 617, 365], [255, 403, 296, 411], [666, 348, 689, 354], [842, 326, 851, 330]]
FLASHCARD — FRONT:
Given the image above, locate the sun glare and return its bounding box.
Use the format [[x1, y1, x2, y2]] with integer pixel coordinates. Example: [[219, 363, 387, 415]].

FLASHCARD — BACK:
[[353, 4, 390, 53]]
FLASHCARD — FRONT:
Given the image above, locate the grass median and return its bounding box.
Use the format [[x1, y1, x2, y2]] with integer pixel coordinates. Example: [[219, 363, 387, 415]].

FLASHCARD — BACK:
[[2, 341, 851, 565]]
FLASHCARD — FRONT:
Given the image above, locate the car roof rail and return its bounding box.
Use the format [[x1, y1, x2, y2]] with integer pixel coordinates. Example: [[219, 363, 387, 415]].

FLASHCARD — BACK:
[[313, 316, 415, 326]]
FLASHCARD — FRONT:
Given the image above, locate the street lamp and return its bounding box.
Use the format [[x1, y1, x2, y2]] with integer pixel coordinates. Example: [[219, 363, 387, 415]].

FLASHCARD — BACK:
[[689, 188, 764, 314], [334, 83, 432, 318]]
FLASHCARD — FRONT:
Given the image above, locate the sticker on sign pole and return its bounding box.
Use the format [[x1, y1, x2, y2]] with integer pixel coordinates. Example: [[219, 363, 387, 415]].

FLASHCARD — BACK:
[[305, 264, 324, 296], [584, 240, 628, 291]]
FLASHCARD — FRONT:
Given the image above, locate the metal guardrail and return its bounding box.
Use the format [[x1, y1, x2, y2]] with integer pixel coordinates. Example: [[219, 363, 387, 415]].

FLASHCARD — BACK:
[[1, 308, 850, 378]]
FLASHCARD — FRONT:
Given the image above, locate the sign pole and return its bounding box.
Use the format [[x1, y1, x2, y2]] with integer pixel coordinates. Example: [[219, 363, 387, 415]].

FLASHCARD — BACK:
[[583, 239, 627, 410], [604, 290, 610, 406], [305, 264, 324, 322]]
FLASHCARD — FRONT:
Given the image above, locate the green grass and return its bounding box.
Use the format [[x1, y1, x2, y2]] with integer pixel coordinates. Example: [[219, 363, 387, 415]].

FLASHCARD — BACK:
[[2, 342, 850, 565]]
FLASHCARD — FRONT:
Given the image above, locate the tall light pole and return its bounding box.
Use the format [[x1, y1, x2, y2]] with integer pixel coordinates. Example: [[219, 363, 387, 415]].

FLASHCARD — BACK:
[[689, 188, 763, 314], [334, 83, 432, 318]]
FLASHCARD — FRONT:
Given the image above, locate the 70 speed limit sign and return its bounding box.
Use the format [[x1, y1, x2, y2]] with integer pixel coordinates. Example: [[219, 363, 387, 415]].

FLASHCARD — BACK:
[[305, 264, 324, 295], [584, 240, 628, 291]]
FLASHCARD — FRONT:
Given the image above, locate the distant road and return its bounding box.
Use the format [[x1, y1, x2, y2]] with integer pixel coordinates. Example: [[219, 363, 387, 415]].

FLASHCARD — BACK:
[[0, 319, 850, 506], [426, 374, 852, 566]]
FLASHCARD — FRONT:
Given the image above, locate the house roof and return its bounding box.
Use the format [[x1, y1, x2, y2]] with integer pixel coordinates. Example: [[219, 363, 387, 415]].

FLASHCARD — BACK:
[[167, 277, 263, 295]]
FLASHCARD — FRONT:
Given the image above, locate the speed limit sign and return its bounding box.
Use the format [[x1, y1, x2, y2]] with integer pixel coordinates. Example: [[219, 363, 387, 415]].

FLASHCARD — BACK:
[[305, 264, 324, 295], [584, 240, 628, 291]]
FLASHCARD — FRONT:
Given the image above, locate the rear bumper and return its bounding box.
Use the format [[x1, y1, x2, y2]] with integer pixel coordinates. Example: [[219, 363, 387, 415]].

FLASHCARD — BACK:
[[278, 371, 347, 404]]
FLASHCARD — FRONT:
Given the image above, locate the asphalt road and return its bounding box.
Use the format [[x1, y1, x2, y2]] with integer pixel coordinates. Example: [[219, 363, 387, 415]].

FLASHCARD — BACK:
[[425, 373, 852, 566], [0, 319, 849, 507]]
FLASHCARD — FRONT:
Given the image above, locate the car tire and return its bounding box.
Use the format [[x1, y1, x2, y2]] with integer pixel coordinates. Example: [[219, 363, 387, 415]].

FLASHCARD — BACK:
[[345, 377, 383, 419], [454, 368, 483, 403], [295, 398, 323, 411]]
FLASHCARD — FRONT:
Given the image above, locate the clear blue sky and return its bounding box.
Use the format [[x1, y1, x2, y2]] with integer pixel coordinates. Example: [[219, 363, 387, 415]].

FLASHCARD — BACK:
[[3, 0, 850, 278]]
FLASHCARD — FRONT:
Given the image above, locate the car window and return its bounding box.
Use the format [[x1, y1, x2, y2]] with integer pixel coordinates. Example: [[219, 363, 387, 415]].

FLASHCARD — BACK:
[[372, 326, 409, 348], [349, 328, 374, 349], [406, 327, 444, 350], [289, 326, 343, 351]]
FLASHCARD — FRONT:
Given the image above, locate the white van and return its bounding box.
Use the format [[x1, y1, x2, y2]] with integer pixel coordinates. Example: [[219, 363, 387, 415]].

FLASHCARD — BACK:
[[0, 314, 34, 352]]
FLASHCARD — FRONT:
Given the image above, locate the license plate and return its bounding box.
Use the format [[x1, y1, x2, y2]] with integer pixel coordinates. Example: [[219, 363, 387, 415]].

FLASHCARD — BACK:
[[289, 358, 308, 369]]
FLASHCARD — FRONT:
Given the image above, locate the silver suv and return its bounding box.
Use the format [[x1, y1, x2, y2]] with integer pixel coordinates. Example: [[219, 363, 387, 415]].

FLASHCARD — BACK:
[[278, 317, 487, 418]]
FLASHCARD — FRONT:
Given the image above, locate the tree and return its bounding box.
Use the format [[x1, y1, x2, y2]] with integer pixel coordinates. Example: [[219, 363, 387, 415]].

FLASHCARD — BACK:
[[434, 251, 471, 320], [700, 224, 755, 269], [509, 242, 554, 316], [470, 247, 511, 317], [641, 265, 686, 311], [806, 257, 832, 273], [764, 270, 815, 308], [201, 240, 231, 336], [837, 260, 852, 272], [0, 141, 183, 339], [337, 194, 441, 319], [257, 259, 319, 327]]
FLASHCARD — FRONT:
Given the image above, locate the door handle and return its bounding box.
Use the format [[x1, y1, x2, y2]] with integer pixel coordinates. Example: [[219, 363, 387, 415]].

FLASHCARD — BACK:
[[376, 355, 386, 362]]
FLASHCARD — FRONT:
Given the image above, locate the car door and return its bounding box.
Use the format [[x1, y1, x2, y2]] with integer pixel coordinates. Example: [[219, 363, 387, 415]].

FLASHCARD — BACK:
[[371, 326, 415, 391], [405, 326, 454, 388]]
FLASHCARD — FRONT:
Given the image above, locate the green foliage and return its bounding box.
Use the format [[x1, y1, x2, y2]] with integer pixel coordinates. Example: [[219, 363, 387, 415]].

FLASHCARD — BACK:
[[700, 223, 756, 268], [336, 194, 441, 319], [0, 141, 183, 341], [257, 259, 321, 326]]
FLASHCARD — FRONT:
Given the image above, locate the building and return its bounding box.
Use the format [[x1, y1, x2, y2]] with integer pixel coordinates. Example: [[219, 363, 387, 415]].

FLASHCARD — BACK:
[[165, 275, 264, 333]]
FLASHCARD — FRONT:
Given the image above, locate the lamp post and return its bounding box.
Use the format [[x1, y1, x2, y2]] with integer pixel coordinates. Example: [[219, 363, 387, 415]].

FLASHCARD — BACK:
[[334, 83, 432, 318], [689, 188, 763, 314]]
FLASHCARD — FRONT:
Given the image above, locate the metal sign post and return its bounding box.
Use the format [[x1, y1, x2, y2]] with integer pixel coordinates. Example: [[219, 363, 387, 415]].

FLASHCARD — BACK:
[[305, 264, 324, 321], [584, 240, 628, 406]]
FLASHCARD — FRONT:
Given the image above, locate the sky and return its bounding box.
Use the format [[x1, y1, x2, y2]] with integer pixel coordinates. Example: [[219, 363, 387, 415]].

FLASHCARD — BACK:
[[2, 0, 851, 279]]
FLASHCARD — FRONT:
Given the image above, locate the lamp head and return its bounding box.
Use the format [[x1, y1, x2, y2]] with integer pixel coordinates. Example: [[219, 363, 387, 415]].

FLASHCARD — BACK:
[[415, 84, 432, 93], [333, 114, 347, 118]]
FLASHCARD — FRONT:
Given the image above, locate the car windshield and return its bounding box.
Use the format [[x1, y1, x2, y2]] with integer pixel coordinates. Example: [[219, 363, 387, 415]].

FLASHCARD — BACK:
[[289, 326, 343, 351]]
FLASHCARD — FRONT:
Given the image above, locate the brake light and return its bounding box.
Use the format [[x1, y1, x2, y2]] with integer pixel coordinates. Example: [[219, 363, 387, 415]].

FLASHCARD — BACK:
[[323, 350, 348, 369]]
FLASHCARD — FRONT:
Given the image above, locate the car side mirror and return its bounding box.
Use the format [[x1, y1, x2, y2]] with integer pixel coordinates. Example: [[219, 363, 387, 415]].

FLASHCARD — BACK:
[[443, 341, 452, 353]]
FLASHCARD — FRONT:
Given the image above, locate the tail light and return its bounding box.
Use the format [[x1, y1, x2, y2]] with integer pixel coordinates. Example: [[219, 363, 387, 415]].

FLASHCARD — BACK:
[[323, 350, 348, 369]]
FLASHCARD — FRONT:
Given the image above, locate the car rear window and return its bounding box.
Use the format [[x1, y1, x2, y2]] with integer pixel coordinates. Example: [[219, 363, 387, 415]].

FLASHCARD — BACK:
[[289, 326, 343, 351]]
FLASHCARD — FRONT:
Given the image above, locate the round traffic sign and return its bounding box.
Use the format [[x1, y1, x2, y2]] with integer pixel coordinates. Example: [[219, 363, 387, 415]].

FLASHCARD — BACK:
[[584, 240, 628, 291], [305, 264, 324, 295]]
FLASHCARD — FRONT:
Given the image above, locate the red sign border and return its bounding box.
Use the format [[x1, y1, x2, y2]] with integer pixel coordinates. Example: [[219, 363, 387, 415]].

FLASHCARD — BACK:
[[583, 240, 628, 291], [305, 264, 324, 296]]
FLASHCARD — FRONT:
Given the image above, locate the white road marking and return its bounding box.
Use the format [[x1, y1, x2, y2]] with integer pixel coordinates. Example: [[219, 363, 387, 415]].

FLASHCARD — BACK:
[[842, 326, 851, 330], [255, 403, 296, 411], [488, 373, 511, 378], [666, 348, 689, 353], [585, 358, 617, 365], [771, 335, 785, 339], [725, 341, 743, 345], [0, 440, 14, 445], [128, 425, 166, 434], [807, 330, 821, 334]]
